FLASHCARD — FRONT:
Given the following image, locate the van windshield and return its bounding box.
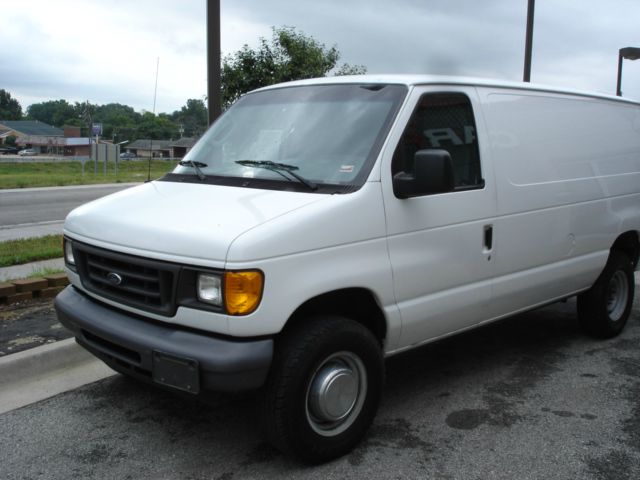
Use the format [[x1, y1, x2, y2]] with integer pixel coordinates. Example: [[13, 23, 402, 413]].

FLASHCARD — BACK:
[[165, 84, 407, 193]]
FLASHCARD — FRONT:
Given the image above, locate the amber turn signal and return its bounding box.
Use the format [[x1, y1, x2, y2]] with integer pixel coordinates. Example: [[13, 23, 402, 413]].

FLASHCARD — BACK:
[[224, 270, 264, 315]]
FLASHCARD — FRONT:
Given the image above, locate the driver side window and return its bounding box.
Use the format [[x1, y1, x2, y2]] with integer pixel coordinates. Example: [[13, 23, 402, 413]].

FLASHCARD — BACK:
[[392, 92, 483, 190]]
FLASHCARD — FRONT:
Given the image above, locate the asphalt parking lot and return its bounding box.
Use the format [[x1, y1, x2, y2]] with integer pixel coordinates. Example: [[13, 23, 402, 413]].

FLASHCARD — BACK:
[[2, 292, 640, 479]]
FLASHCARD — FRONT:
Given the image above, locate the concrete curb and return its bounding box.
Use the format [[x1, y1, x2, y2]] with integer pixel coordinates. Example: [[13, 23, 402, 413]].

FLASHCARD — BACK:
[[0, 258, 65, 283], [0, 338, 115, 414], [0, 338, 86, 386]]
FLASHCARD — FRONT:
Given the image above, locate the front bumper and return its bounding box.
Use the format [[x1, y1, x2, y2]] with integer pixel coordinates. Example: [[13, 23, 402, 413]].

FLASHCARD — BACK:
[[55, 286, 273, 393]]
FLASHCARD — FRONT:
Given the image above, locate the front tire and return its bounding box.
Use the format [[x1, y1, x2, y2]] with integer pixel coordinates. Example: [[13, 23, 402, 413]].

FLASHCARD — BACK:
[[578, 251, 635, 338], [263, 316, 384, 463]]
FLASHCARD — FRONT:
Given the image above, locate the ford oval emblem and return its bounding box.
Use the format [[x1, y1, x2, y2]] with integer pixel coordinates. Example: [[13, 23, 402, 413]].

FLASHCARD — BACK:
[[106, 272, 123, 286]]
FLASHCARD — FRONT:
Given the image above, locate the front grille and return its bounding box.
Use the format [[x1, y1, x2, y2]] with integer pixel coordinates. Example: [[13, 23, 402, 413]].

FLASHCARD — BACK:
[[73, 242, 180, 316]]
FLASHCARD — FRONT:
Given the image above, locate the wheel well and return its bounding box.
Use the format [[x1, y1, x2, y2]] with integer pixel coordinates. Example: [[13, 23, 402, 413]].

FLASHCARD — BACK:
[[284, 288, 387, 345], [611, 231, 640, 268]]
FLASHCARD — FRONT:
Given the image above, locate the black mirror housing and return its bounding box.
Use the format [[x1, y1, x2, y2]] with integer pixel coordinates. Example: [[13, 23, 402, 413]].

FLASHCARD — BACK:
[[393, 149, 454, 198]]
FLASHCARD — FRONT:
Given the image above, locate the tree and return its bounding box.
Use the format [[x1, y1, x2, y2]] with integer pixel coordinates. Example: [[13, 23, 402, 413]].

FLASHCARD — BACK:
[[0, 89, 23, 120], [27, 99, 78, 126], [171, 98, 208, 137], [136, 111, 179, 140], [93, 103, 141, 141], [221, 27, 366, 108]]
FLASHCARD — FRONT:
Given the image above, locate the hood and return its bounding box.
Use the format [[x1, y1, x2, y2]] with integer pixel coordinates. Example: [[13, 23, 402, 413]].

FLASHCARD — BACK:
[[64, 181, 324, 266]]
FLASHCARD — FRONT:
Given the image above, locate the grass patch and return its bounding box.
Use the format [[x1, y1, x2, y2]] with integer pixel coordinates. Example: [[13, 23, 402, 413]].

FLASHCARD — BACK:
[[0, 234, 63, 267], [2, 267, 64, 283], [25, 267, 65, 279], [0, 160, 177, 189]]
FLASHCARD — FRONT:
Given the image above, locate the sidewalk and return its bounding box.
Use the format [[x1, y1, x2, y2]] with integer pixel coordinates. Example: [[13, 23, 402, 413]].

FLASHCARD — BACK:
[[0, 338, 115, 414], [0, 221, 64, 242], [0, 283, 115, 414], [0, 258, 65, 282]]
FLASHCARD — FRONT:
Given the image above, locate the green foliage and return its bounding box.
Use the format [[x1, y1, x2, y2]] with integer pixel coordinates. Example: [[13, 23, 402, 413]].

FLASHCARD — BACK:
[[25, 267, 65, 280], [0, 89, 23, 120], [0, 160, 177, 189], [23, 97, 203, 142], [137, 112, 180, 140], [0, 234, 62, 267], [334, 63, 368, 76], [94, 102, 140, 141], [5, 135, 17, 147], [221, 26, 366, 108], [26, 99, 77, 126], [170, 98, 208, 137]]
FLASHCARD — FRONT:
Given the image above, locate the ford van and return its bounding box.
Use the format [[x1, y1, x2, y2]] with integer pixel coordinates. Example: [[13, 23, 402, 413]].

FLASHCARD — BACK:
[[56, 75, 640, 462]]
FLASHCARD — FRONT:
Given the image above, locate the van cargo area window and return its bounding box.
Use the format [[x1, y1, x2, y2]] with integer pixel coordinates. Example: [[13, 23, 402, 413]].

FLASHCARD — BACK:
[[392, 93, 483, 191]]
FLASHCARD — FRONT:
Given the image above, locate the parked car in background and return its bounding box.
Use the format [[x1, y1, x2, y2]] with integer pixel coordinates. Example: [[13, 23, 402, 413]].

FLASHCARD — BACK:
[[0, 146, 19, 155], [120, 152, 137, 160], [18, 148, 37, 156]]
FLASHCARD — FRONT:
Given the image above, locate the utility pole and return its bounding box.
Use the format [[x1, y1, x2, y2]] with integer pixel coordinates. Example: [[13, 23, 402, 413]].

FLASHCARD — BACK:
[[207, 0, 222, 124], [523, 0, 535, 82]]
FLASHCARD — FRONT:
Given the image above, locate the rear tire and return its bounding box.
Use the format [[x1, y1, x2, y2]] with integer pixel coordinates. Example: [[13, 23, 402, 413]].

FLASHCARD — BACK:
[[263, 315, 383, 464], [578, 251, 635, 338]]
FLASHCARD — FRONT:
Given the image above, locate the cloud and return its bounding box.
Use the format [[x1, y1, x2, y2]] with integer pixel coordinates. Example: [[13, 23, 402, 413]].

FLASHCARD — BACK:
[[2, 0, 207, 112], [1, 0, 639, 114], [229, 0, 640, 97]]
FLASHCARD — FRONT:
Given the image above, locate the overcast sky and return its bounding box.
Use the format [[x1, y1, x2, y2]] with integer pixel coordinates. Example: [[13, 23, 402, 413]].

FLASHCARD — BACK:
[[2, 0, 639, 114]]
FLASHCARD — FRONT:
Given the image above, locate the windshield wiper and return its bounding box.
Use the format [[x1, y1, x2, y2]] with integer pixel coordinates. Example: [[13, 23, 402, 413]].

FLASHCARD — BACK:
[[235, 160, 317, 191], [178, 160, 208, 180]]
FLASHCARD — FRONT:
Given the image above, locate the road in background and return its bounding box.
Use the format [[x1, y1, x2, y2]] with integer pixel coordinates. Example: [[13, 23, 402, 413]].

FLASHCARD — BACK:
[[2, 295, 640, 479], [0, 184, 138, 241]]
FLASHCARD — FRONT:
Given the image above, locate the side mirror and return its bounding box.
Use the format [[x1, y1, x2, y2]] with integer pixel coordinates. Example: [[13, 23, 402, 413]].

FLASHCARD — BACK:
[[393, 149, 454, 198]]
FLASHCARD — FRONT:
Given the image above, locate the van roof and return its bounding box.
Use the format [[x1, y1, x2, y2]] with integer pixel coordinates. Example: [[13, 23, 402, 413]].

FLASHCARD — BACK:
[[255, 74, 640, 105]]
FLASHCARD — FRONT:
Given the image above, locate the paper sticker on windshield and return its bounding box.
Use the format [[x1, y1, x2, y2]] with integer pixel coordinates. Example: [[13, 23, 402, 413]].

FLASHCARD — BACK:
[[339, 165, 354, 173]]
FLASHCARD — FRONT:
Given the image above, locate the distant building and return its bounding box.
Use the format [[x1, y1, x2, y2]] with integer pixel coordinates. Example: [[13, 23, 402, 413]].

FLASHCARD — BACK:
[[170, 137, 198, 158], [0, 120, 90, 156], [125, 137, 197, 158], [125, 139, 172, 158], [0, 127, 12, 144], [0, 120, 64, 138]]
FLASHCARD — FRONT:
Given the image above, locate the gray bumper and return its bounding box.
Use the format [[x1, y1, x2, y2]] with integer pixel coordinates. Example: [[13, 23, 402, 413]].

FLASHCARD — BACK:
[[55, 286, 273, 393]]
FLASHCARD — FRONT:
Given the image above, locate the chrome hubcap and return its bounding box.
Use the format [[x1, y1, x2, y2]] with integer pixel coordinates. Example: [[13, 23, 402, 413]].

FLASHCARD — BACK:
[[607, 271, 628, 322], [309, 364, 357, 421], [306, 352, 367, 437]]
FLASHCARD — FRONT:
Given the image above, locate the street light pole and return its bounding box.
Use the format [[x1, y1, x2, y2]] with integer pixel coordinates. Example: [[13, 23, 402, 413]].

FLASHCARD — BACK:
[[616, 47, 640, 97]]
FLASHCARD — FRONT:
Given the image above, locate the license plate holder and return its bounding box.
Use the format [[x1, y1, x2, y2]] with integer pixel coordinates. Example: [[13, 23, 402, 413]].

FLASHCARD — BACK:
[[152, 351, 200, 394]]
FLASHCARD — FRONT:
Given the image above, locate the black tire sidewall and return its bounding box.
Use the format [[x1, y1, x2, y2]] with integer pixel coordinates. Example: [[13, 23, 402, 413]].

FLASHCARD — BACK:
[[579, 251, 635, 338], [268, 316, 383, 463]]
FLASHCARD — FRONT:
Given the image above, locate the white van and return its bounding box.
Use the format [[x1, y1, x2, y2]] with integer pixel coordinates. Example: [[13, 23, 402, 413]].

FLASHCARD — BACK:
[[56, 75, 640, 463]]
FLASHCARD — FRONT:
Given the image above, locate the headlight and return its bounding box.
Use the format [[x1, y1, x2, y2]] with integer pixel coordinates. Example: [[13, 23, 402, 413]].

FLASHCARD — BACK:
[[195, 270, 264, 314], [197, 273, 222, 306], [224, 270, 263, 315], [64, 239, 75, 266]]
